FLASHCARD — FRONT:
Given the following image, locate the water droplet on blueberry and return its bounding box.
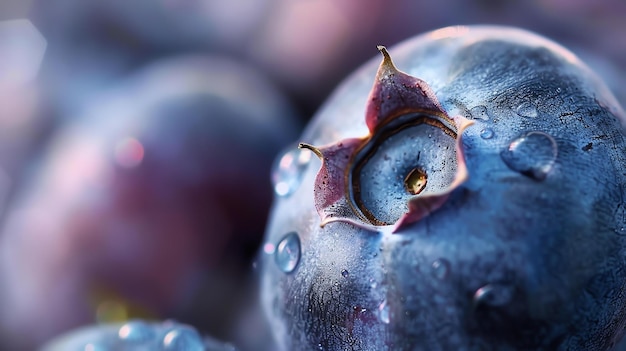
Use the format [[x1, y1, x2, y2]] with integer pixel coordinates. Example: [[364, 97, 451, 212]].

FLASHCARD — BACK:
[[341, 269, 349, 278], [515, 102, 538, 118], [500, 131, 557, 180], [473, 283, 515, 307], [275, 232, 301, 273], [432, 258, 450, 280], [480, 128, 494, 139], [118, 320, 154, 344], [162, 327, 204, 351], [377, 300, 390, 324], [272, 145, 312, 197], [470, 105, 490, 120]]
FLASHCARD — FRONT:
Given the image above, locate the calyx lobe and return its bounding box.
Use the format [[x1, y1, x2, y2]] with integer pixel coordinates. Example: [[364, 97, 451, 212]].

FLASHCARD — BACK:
[[302, 46, 473, 233]]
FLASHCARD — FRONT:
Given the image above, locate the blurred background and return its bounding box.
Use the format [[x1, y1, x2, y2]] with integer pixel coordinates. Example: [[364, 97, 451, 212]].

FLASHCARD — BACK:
[[0, 0, 623, 350]]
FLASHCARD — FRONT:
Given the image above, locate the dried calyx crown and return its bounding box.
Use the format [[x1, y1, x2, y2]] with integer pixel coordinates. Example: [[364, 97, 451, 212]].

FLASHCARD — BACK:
[[300, 46, 472, 233]]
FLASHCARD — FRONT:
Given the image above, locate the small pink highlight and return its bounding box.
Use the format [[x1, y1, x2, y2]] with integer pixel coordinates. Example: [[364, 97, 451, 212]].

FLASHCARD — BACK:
[[115, 137, 145, 168], [263, 243, 276, 255]]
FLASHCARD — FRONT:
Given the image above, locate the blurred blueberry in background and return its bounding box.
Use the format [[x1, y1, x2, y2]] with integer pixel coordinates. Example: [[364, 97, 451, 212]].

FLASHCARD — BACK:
[[42, 320, 236, 351], [0, 32, 299, 351], [0, 19, 46, 210]]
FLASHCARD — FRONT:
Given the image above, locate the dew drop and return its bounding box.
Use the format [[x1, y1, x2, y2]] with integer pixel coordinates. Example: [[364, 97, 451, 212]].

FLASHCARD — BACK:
[[275, 232, 301, 273], [341, 269, 350, 278], [515, 102, 538, 118], [479, 128, 494, 139], [377, 300, 390, 324], [118, 320, 154, 344], [271, 146, 312, 197], [473, 283, 515, 307], [162, 327, 204, 351], [469, 105, 489, 120], [431, 258, 450, 280], [500, 131, 557, 181]]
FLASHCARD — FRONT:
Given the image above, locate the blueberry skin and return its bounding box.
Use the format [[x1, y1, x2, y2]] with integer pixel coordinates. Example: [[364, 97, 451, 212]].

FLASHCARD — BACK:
[[261, 26, 626, 350]]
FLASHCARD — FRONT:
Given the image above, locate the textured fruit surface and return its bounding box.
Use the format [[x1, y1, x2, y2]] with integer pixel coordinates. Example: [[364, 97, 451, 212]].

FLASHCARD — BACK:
[[261, 26, 626, 351]]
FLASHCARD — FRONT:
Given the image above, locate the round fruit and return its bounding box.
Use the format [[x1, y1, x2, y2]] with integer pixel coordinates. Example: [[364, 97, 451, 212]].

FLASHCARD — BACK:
[[261, 26, 626, 351], [41, 319, 235, 351], [0, 55, 298, 350]]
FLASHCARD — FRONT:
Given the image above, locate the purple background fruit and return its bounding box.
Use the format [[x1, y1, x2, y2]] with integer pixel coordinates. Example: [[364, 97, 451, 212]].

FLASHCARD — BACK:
[[0, 55, 299, 350]]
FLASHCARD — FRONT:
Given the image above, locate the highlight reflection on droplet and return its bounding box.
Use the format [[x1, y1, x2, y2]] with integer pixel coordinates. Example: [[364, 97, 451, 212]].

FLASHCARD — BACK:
[[469, 105, 490, 120], [515, 102, 538, 118], [272, 146, 312, 197], [431, 258, 450, 280], [378, 300, 390, 324], [480, 128, 494, 139], [118, 320, 154, 343], [473, 283, 515, 307], [500, 131, 557, 181], [162, 327, 204, 351]]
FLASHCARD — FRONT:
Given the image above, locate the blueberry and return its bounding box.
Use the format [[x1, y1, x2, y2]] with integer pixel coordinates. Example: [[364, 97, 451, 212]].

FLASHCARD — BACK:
[[262, 26, 626, 350], [0, 55, 299, 349], [41, 320, 237, 351]]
